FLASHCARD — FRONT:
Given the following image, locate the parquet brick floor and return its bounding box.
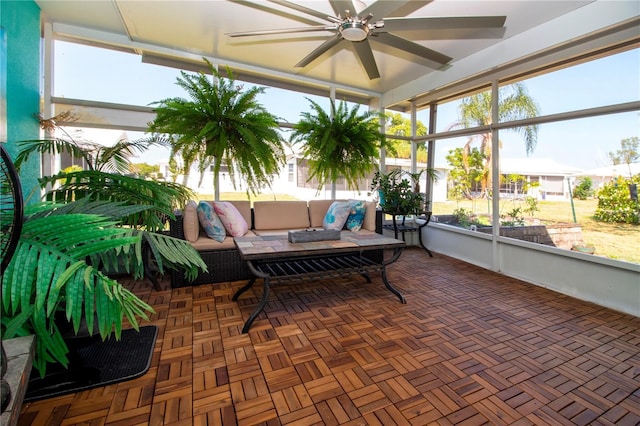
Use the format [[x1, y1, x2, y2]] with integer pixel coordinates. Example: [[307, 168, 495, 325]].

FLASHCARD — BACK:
[[18, 248, 640, 425]]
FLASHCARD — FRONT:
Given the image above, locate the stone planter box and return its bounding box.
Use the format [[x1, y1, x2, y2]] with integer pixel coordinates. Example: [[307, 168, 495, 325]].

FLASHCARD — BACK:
[[433, 215, 584, 249], [476, 223, 583, 249]]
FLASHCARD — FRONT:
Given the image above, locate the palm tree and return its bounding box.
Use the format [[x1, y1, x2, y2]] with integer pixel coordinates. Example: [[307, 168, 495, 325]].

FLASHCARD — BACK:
[[449, 82, 540, 195], [17, 114, 167, 175], [290, 98, 386, 197], [384, 112, 428, 162], [148, 59, 285, 198]]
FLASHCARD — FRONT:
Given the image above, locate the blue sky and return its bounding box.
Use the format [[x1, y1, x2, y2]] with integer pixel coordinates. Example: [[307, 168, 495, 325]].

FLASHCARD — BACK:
[[54, 42, 639, 171]]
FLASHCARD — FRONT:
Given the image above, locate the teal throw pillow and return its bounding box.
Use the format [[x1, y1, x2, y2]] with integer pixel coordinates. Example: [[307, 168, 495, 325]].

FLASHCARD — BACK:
[[196, 201, 226, 242], [323, 201, 352, 230], [345, 200, 366, 232]]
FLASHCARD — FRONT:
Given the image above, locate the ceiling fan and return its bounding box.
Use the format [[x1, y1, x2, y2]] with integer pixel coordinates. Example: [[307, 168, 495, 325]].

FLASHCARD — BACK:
[[227, 0, 507, 80]]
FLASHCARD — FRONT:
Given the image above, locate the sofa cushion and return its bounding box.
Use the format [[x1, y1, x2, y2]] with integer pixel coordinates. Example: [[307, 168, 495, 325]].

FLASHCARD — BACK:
[[253, 201, 310, 230], [189, 230, 257, 251], [196, 201, 226, 242], [362, 201, 377, 232], [227, 200, 251, 228], [183, 200, 200, 243], [308, 199, 337, 227], [213, 201, 249, 237], [323, 201, 352, 230], [345, 200, 366, 232]]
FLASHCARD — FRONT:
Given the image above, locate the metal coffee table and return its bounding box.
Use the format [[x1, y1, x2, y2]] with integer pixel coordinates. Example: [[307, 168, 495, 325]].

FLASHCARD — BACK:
[[233, 232, 406, 333]]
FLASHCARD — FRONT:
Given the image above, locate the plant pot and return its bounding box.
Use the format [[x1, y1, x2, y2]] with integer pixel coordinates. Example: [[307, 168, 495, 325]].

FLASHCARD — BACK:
[[629, 183, 638, 201], [572, 244, 595, 254]]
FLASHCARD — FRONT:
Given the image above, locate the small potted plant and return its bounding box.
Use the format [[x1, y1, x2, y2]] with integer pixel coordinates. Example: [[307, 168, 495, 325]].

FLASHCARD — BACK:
[[371, 169, 425, 216]]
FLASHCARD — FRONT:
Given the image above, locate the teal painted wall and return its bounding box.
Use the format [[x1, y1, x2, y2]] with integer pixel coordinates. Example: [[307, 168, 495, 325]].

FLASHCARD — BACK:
[[1, 0, 41, 200]]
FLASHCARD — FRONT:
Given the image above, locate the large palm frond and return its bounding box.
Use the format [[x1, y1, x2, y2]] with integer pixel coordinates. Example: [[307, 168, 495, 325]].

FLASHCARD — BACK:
[[14, 134, 169, 175], [1, 200, 154, 376], [93, 137, 164, 174], [13, 138, 94, 171], [34, 174, 206, 280], [38, 169, 194, 231]]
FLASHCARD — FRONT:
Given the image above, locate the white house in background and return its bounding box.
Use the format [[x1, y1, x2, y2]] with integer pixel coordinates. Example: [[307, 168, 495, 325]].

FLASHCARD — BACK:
[[572, 162, 640, 189], [284, 156, 450, 202], [498, 158, 584, 201], [158, 156, 588, 202]]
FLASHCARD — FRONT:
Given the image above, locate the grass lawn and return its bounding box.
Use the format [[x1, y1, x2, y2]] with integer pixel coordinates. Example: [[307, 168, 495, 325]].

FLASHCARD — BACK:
[[431, 198, 640, 264], [196, 192, 639, 264]]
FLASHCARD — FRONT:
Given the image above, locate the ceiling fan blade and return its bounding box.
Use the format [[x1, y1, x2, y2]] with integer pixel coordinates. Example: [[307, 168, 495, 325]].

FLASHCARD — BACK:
[[296, 34, 344, 68], [381, 16, 507, 33], [359, 1, 413, 20], [329, 0, 357, 18], [374, 32, 452, 65], [229, 0, 323, 26], [353, 39, 380, 80], [267, 0, 336, 22], [227, 25, 335, 38], [374, 1, 435, 19]]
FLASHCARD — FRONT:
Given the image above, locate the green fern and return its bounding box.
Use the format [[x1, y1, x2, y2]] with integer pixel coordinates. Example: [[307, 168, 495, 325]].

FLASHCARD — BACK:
[[148, 58, 286, 197], [290, 98, 386, 191]]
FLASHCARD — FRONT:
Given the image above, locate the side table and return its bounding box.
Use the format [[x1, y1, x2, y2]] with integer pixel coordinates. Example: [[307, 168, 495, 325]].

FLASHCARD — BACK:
[[382, 212, 433, 257]]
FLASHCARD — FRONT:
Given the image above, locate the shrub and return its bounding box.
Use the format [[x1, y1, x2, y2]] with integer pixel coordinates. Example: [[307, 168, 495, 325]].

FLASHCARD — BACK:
[[573, 177, 594, 200], [594, 175, 640, 224]]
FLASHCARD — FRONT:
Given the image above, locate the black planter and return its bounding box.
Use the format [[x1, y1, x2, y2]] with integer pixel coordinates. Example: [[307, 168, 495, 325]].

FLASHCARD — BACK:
[[629, 183, 638, 201]]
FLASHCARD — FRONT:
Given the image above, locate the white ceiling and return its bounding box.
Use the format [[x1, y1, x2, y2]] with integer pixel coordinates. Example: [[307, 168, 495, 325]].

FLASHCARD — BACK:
[[36, 0, 639, 109]]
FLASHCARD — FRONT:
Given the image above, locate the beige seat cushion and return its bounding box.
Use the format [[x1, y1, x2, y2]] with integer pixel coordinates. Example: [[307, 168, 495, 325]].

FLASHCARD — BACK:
[[182, 199, 253, 242], [253, 200, 310, 230], [308, 199, 340, 227], [225, 200, 251, 228], [362, 201, 377, 232], [189, 230, 257, 251], [308, 199, 377, 231], [183, 200, 200, 242]]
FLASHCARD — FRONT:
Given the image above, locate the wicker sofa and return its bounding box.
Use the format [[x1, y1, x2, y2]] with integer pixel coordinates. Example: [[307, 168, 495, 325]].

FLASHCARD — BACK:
[[168, 199, 383, 287]]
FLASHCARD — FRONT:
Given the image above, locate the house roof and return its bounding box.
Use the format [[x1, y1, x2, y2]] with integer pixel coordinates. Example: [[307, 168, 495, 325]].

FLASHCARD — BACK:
[[500, 158, 583, 176], [574, 162, 640, 178]]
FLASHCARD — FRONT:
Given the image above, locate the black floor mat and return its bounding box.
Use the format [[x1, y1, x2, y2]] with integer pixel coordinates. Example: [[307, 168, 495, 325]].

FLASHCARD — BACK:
[[25, 325, 158, 402]]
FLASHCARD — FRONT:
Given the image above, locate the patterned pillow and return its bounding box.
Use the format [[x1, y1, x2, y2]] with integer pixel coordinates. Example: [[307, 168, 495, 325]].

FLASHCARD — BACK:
[[345, 200, 366, 232], [323, 201, 352, 230], [196, 201, 226, 242], [213, 201, 249, 237]]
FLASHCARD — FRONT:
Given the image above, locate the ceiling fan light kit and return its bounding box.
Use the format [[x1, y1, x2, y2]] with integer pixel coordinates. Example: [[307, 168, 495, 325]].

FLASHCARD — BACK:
[[227, 1, 507, 80], [339, 22, 369, 42]]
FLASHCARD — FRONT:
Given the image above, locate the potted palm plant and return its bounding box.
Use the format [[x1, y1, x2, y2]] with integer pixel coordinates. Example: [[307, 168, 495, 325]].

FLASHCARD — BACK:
[[13, 129, 207, 283], [2, 129, 208, 377], [289, 98, 387, 197]]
